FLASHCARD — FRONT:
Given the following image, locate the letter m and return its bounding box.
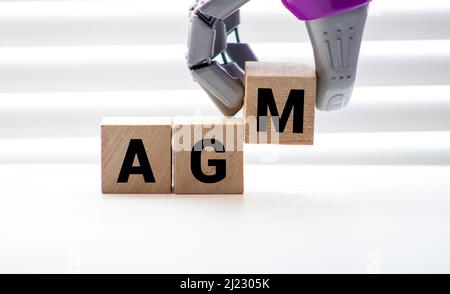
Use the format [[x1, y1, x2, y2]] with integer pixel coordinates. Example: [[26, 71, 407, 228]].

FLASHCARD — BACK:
[[256, 88, 305, 133]]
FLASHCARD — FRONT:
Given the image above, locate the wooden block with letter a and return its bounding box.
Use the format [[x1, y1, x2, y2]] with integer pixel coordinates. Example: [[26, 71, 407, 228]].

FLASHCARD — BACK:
[[244, 62, 316, 145], [172, 117, 244, 194], [101, 117, 172, 194]]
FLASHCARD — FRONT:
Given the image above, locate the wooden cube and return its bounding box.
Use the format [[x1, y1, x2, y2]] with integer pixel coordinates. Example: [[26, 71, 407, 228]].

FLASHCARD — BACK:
[[244, 62, 316, 145], [101, 117, 172, 194], [172, 117, 244, 194]]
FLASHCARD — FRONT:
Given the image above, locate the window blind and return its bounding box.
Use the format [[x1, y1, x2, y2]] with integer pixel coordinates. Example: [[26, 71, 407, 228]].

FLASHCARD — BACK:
[[0, 0, 448, 165]]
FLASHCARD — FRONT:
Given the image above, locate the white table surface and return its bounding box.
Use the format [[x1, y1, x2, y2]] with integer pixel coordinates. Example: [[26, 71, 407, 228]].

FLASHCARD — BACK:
[[1, 163, 449, 274]]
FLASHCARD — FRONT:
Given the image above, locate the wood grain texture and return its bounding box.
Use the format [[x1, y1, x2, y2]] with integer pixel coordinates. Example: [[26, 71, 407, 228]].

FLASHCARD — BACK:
[[244, 62, 316, 145], [172, 117, 244, 194], [101, 117, 172, 194]]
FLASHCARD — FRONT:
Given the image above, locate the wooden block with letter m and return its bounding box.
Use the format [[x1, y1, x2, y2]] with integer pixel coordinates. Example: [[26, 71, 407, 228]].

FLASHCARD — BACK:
[[244, 62, 316, 145]]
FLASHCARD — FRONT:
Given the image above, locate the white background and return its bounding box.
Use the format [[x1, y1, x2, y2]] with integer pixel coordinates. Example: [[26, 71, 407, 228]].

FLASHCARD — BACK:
[[0, 0, 449, 273]]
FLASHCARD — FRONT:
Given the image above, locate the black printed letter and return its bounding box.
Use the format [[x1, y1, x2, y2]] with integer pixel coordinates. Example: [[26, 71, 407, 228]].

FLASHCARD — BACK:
[[191, 139, 226, 183], [257, 88, 304, 133], [117, 139, 155, 183]]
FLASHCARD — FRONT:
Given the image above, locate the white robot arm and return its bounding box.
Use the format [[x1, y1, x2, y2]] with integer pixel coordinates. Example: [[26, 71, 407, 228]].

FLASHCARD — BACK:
[[187, 0, 371, 116], [187, 0, 256, 116]]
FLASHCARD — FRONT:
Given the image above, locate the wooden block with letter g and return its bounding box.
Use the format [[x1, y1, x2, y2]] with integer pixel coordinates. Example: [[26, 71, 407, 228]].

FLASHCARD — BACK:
[[244, 62, 316, 145], [101, 117, 172, 194], [172, 117, 244, 194]]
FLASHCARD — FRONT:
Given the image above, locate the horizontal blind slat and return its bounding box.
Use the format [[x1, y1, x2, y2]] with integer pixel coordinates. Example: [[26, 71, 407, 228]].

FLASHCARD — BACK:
[[0, 0, 448, 46], [1, 131, 449, 165], [1, 86, 449, 138], [0, 40, 448, 93]]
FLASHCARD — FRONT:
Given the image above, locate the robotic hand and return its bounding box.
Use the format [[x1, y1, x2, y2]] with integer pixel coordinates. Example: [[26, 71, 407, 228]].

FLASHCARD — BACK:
[[187, 0, 371, 116]]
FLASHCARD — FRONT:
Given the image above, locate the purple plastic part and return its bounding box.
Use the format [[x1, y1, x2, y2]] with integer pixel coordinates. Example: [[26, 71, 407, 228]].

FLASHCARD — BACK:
[[282, 0, 372, 21]]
